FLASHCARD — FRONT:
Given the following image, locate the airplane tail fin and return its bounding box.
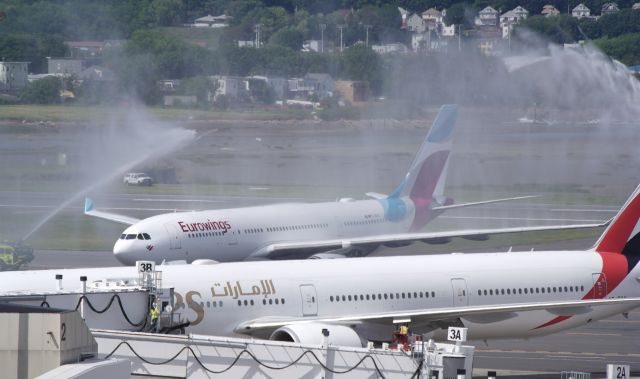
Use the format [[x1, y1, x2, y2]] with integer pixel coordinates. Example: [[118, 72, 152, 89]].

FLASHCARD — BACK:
[[594, 184, 640, 271], [84, 197, 94, 213], [388, 105, 457, 229]]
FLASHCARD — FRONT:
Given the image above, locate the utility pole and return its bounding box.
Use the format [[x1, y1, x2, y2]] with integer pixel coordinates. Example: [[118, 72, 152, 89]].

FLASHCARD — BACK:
[[458, 24, 462, 52], [363, 24, 372, 47], [337, 24, 346, 52], [254, 24, 261, 48], [319, 23, 326, 53]]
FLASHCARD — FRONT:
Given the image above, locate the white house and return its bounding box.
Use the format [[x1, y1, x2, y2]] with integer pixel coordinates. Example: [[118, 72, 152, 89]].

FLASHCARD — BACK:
[[500, 6, 529, 38], [211, 75, 242, 100], [406, 13, 427, 33], [601, 2, 619, 14], [541, 4, 560, 16], [572, 3, 591, 18], [371, 43, 409, 54], [193, 14, 231, 28], [476, 6, 499, 26], [0, 62, 29, 92]]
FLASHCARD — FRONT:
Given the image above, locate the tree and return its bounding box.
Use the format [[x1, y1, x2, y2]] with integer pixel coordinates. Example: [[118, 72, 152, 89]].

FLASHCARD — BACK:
[[595, 33, 640, 66], [269, 27, 304, 50], [149, 0, 185, 26], [443, 3, 475, 29], [178, 76, 217, 105], [340, 44, 383, 95], [20, 77, 61, 104]]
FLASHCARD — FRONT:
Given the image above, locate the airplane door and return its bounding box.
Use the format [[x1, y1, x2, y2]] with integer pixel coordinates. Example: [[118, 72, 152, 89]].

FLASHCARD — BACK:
[[451, 278, 468, 306], [592, 273, 607, 298], [299, 285, 318, 317], [164, 223, 182, 250]]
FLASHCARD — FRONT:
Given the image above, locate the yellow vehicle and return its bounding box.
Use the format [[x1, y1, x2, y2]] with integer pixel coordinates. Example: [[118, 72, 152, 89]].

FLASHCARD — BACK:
[[0, 241, 34, 270]]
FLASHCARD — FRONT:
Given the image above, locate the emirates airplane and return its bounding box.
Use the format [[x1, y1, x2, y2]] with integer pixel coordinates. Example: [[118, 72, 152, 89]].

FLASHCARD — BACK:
[[3, 185, 640, 346], [86, 105, 602, 265]]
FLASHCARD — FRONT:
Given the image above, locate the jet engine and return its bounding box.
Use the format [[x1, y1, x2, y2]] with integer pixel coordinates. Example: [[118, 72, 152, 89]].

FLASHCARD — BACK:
[[269, 323, 365, 347]]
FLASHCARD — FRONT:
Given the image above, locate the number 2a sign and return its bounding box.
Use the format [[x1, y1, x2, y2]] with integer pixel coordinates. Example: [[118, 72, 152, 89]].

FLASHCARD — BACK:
[[447, 327, 468, 342], [607, 364, 630, 379]]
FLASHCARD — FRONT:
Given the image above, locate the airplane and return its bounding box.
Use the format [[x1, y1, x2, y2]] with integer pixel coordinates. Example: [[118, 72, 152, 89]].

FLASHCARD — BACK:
[[85, 105, 604, 265], [3, 184, 640, 346]]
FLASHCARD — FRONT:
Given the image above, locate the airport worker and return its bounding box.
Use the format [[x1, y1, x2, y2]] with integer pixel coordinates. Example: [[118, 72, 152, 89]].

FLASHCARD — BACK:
[[150, 305, 159, 331]]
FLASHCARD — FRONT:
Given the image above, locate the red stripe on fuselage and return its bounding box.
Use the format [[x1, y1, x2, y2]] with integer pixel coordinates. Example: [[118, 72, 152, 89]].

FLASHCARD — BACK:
[[531, 252, 628, 330]]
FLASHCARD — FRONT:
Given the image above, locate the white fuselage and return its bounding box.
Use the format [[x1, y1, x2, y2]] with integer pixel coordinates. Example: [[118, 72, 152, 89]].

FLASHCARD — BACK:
[[114, 198, 417, 264], [2, 250, 637, 341]]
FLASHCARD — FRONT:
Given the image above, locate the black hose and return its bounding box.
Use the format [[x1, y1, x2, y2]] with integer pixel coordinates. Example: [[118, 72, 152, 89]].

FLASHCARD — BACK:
[[104, 340, 387, 377]]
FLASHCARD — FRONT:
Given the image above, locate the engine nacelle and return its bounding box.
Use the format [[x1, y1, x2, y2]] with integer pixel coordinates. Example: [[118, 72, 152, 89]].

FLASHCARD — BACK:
[[269, 323, 365, 347], [308, 253, 347, 259]]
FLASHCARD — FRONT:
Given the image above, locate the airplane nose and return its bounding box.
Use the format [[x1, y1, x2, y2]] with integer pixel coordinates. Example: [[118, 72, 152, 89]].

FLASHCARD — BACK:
[[113, 240, 137, 266]]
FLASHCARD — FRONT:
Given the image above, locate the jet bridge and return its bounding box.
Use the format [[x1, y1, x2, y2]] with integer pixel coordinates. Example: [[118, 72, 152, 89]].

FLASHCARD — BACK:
[[0, 261, 181, 333]]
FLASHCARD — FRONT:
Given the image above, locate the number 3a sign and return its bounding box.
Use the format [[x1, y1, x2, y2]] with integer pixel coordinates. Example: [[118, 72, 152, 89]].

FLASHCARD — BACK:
[[607, 364, 630, 379], [447, 327, 468, 342]]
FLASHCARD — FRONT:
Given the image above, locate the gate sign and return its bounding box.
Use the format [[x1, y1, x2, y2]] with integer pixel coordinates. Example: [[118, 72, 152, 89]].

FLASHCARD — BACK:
[[137, 261, 155, 273], [447, 327, 468, 342], [607, 364, 630, 379]]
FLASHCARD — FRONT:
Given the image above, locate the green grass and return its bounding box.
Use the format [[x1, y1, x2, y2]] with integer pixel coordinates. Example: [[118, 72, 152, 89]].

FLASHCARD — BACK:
[[0, 104, 312, 123]]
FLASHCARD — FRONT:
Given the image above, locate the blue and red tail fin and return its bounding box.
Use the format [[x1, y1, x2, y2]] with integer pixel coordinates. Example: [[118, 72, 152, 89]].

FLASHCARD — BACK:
[[389, 104, 458, 229], [594, 184, 640, 271]]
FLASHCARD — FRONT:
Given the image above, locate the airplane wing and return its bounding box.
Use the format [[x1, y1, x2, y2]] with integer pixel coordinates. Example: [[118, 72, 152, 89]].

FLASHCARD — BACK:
[[235, 297, 640, 334], [83, 198, 140, 226], [431, 195, 539, 211], [248, 221, 609, 260]]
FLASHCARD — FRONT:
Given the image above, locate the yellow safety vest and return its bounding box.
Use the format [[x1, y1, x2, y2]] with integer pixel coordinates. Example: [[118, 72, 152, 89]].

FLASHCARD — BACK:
[[150, 308, 159, 320]]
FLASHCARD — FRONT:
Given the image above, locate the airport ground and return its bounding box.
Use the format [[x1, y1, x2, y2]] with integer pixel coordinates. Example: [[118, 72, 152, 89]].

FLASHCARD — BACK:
[[1, 106, 640, 376]]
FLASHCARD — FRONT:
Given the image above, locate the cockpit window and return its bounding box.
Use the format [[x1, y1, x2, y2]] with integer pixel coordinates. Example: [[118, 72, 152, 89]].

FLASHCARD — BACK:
[[137, 233, 144, 240], [120, 234, 126, 240], [125, 234, 137, 240], [142, 233, 151, 240]]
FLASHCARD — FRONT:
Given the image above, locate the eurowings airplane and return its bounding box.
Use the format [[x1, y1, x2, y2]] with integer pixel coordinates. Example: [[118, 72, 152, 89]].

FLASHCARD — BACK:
[[3, 185, 640, 346], [85, 105, 603, 265]]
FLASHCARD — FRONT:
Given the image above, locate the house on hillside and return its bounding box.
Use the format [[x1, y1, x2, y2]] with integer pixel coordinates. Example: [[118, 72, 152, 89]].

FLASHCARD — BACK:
[[64, 41, 105, 58], [47, 58, 84, 76], [500, 6, 529, 38], [371, 43, 409, 54], [406, 13, 427, 33], [476, 6, 499, 26], [193, 14, 232, 28], [571, 3, 591, 18], [541, 4, 560, 16], [0, 62, 28, 92], [601, 2, 619, 14]]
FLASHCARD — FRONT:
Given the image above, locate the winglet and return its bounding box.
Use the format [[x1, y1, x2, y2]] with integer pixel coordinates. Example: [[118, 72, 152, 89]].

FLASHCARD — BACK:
[[84, 197, 94, 213]]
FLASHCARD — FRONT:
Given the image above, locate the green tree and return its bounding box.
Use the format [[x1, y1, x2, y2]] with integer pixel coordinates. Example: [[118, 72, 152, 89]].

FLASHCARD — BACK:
[[20, 77, 61, 104], [149, 0, 185, 26], [178, 76, 217, 105], [516, 15, 580, 44], [268, 27, 304, 50], [595, 33, 640, 66], [340, 44, 382, 95]]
